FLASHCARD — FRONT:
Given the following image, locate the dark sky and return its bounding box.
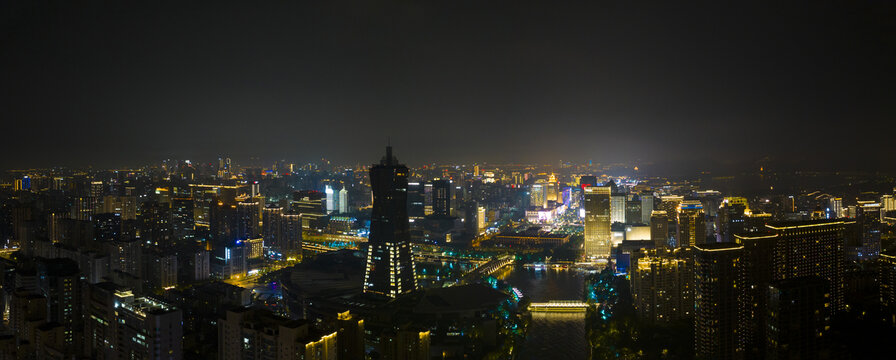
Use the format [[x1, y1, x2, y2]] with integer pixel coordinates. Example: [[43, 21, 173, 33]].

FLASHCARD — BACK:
[[2, 1, 895, 171]]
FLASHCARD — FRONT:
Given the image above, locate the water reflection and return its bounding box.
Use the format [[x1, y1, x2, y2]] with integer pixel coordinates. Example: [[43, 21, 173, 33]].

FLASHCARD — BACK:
[[503, 267, 588, 360]]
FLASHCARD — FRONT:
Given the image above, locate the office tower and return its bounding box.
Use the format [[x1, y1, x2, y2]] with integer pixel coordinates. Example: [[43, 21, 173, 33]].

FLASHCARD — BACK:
[[339, 187, 349, 214], [611, 194, 626, 224], [432, 179, 452, 217], [477, 206, 487, 233], [546, 174, 559, 203], [89, 180, 104, 213], [424, 182, 434, 215], [93, 213, 121, 242], [407, 182, 426, 220], [280, 212, 303, 260], [530, 182, 545, 209], [464, 201, 479, 236], [625, 197, 642, 224], [852, 202, 881, 260], [641, 194, 654, 224], [262, 205, 283, 251], [292, 190, 327, 230], [677, 200, 706, 247], [236, 199, 260, 240], [765, 277, 830, 360], [363, 146, 417, 298], [222, 243, 250, 279], [630, 250, 694, 323], [38, 258, 82, 353], [584, 186, 612, 259], [881, 254, 896, 324], [140, 200, 172, 248], [694, 243, 745, 360], [719, 201, 747, 243], [209, 200, 238, 249], [113, 289, 183, 359], [219, 307, 337, 360], [336, 311, 365, 360], [170, 198, 195, 242], [828, 197, 843, 219], [473, 165, 480, 177], [102, 195, 137, 220], [218, 157, 232, 178], [650, 211, 670, 249], [325, 185, 336, 214], [766, 219, 849, 312]]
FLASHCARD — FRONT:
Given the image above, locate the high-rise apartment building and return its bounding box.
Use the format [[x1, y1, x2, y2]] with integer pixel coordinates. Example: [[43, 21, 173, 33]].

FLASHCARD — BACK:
[[694, 243, 744, 360], [766, 219, 849, 312], [113, 289, 183, 359], [630, 249, 694, 323], [766, 277, 830, 360]]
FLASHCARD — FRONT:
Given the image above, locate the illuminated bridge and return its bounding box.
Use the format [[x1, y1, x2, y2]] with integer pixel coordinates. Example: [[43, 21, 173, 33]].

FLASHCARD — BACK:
[[302, 243, 339, 253], [461, 255, 515, 283], [528, 300, 589, 313]]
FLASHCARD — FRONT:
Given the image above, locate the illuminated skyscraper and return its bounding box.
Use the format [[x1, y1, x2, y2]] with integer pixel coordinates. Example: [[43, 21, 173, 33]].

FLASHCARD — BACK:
[[584, 186, 612, 259], [640, 194, 654, 224], [546, 174, 559, 203], [829, 197, 843, 218], [363, 146, 417, 298], [530, 182, 545, 209], [326, 185, 336, 214], [677, 200, 706, 247], [611, 194, 626, 224], [339, 187, 349, 214]]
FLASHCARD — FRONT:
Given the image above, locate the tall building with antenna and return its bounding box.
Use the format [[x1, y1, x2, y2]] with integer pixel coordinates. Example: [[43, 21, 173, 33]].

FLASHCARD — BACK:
[[363, 146, 417, 297]]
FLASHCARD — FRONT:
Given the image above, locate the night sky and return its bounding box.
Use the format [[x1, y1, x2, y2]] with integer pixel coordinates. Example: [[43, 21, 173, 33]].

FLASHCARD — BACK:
[[2, 1, 895, 171]]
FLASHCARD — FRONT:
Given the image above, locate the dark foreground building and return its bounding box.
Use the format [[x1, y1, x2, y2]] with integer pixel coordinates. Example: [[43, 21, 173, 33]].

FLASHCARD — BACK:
[[363, 146, 417, 298]]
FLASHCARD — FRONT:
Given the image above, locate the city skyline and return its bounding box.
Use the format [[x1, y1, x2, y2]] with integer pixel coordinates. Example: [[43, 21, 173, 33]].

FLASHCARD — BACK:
[[4, 2, 896, 359]]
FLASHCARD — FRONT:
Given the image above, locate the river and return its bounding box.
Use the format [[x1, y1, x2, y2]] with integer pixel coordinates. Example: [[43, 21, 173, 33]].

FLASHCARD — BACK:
[[502, 267, 589, 360]]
